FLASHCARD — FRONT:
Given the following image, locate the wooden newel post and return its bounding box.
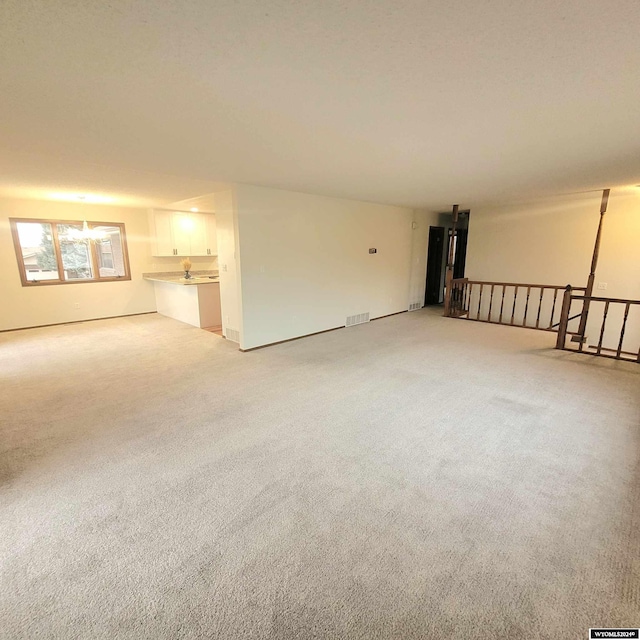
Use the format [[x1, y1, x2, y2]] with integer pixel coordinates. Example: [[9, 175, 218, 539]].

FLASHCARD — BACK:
[[575, 188, 610, 342], [556, 285, 573, 350], [443, 204, 460, 317]]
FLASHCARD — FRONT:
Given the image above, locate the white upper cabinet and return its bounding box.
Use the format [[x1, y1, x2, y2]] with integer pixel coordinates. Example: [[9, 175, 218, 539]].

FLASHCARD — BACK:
[[187, 214, 208, 257], [151, 210, 175, 257], [204, 214, 217, 256], [149, 210, 217, 257]]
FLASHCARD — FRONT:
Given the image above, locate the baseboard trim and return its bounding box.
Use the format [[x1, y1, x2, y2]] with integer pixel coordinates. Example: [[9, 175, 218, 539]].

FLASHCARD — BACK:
[[239, 310, 409, 352], [0, 311, 157, 333]]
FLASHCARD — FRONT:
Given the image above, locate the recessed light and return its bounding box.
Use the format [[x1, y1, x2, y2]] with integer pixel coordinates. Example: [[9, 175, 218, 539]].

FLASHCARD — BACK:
[[190, 207, 199, 212]]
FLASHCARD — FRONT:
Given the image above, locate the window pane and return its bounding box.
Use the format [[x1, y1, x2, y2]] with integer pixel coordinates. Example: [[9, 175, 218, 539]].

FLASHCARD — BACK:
[[93, 226, 126, 277], [15, 222, 60, 281], [57, 224, 93, 280]]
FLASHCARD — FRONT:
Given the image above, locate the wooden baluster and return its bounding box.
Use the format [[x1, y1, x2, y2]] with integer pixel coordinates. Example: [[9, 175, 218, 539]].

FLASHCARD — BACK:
[[477, 284, 484, 320], [523, 286, 531, 327], [467, 283, 473, 318], [499, 285, 506, 324], [596, 300, 609, 355], [488, 284, 495, 322], [549, 288, 559, 329], [555, 286, 572, 350], [450, 281, 456, 314], [511, 286, 519, 325], [616, 302, 631, 359], [464, 282, 469, 315], [535, 287, 544, 328]]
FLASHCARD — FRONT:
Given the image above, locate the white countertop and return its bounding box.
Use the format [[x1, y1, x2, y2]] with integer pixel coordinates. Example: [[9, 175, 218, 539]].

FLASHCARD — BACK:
[[143, 273, 220, 286]]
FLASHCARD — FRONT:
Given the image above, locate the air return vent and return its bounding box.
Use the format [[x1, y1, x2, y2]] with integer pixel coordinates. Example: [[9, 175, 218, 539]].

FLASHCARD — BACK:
[[345, 312, 370, 327], [225, 328, 240, 343], [408, 302, 422, 311]]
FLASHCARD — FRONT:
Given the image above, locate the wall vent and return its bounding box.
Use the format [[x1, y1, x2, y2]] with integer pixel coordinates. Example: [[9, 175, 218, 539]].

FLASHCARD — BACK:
[[346, 312, 370, 327], [225, 328, 240, 343], [408, 302, 422, 311]]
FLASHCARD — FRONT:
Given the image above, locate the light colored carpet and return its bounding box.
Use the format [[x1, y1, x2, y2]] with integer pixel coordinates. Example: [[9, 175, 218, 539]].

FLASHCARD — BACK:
[[0, 309, 638, 639]]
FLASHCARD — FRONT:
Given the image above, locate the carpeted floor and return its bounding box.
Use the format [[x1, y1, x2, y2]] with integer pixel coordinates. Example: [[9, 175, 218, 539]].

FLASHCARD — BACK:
[[0, 309, 638, 639]]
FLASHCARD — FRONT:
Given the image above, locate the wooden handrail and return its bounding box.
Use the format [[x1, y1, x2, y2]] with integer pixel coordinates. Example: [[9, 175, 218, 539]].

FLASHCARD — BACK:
[[446, 278, 584, 332], [454, 279, 586, 291], [570, 295, 640, 305]]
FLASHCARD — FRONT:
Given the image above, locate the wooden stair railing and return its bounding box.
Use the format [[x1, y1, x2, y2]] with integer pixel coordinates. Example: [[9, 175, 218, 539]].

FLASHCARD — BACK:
[[556, 287, 640, 363], [444, 279, 586, 332]]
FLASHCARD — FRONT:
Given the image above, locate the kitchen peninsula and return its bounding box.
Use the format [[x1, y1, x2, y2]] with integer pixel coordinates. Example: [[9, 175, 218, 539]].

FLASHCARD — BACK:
[[144, 272, 221, 330]]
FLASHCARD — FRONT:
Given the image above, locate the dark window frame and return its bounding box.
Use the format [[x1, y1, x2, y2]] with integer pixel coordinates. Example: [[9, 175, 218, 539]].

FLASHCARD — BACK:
[[9, 218, 132, 287]]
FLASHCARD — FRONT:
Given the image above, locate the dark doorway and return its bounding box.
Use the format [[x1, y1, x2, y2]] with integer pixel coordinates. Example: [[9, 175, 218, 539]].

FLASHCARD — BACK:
[[425, 211, 470, 306], [453, 228, 468, 279], [424, 226, 445, 305]]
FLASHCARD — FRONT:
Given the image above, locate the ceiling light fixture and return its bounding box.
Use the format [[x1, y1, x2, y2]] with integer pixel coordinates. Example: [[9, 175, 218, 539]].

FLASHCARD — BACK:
[[190, 207, 199, 212], [60, 196, 107, 242]]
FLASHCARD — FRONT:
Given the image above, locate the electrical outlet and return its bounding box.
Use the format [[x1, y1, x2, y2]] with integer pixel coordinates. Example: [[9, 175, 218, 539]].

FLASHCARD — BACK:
[[222, 264, 228, 272], [73, 303, 80, 309], [597, 282, 608, 290]]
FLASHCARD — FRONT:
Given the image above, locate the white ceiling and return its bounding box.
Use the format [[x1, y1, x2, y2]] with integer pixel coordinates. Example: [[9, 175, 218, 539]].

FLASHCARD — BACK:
[[1, 0, 639, 210]]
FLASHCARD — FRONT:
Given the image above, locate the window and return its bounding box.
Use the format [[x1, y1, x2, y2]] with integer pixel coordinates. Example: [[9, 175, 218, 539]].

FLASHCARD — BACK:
[[10, 218, 131, 286]]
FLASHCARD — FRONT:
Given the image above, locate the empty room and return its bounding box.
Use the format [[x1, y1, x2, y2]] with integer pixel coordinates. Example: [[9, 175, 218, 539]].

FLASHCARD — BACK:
[[1, 2, 639, 639]]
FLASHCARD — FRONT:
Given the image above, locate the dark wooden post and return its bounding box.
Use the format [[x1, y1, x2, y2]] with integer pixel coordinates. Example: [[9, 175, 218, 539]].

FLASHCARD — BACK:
[[574, 188, 610, 342], [443, 204, 459, 317], [556, 285, 573, 350]]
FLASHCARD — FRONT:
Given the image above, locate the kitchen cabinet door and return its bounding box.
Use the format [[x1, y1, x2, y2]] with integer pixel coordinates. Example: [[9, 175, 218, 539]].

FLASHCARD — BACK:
[[189, 213, 208, 257], [152, 210, 176, 256], [204, 214, 217, 256], [171, 213, 193, 256]]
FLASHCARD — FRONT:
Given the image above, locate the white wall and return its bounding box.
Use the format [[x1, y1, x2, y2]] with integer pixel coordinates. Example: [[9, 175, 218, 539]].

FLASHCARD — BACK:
[[465, 189, 640, 352], [234, 185, 416, 350], [466, 190, 640, 296], [213, 189, 243, 343], [0, 198, 156, 330]]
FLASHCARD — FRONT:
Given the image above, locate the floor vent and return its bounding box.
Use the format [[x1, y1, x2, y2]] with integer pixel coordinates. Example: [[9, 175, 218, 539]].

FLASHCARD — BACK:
[[408, 302, 422, 311], [225, 328, 240, 343], [346, 312, 370, 327]]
